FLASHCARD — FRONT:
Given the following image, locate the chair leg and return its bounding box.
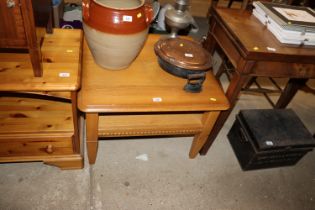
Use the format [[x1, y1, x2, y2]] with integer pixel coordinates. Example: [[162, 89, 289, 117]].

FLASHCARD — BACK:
[[215, 63, 227, 80], [300, 84, 315, 94], [227, 0, 234, 7], [243, 76, 257, 89]]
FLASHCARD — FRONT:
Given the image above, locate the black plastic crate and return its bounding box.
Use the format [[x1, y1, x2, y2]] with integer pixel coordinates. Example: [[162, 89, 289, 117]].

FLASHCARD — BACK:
[[227, 109, 315, 170]]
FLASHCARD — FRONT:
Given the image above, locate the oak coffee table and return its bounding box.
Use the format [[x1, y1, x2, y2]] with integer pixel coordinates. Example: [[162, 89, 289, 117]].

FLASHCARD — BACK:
[[78, 35, 229, 164]]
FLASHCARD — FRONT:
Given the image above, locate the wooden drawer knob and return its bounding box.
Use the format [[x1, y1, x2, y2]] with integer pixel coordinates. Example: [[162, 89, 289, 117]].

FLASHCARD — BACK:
[[45, 144, 54, 154]]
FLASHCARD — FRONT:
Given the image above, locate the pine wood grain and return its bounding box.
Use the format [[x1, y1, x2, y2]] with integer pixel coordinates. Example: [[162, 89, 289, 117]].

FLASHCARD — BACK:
[[189, 111, 220, 158], [0, 97, 74, 134], [0, 28, 83, 169], [0, 29, 82, 91], [98, 113, 204, 137], [79, 35, 229, 113], [86, 113, 99, 164], [12, 91, 72, 100], [80, 34, 229, 164], [0, 154, 83, 169], [44, 155, 84, 169], [0, 135, 74, 157], [0, 95, 82, 168], [0, 96, 74, 157]]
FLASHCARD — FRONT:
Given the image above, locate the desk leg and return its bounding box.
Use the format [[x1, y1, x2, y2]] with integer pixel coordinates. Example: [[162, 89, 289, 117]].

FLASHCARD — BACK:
[[200, 72, 250, 155], [275, 78, 308, 108], [86, 113, 99, 164], [189, 111, 220, 158]]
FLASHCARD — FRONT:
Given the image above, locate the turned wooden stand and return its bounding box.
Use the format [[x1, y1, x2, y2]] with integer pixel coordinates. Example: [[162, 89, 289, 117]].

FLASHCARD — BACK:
[[0, 29, 83, 169], [78, 35, 230, 164]]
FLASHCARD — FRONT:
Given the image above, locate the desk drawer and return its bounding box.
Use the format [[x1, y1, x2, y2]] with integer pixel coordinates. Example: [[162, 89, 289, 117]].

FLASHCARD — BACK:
[[252, 61, 315, 78], [212, 22, 242, 68], [0, 135, 74, 157]]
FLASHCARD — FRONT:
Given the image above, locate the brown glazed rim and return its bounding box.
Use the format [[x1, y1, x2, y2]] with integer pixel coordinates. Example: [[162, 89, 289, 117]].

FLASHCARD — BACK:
[[83, 0, 153, 34], [94, 0, 144, 10], [154, 38, 212, 71]]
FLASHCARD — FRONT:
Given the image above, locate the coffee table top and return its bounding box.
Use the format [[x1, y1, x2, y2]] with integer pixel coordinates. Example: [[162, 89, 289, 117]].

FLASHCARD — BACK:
[[78, 34, 229, 113]]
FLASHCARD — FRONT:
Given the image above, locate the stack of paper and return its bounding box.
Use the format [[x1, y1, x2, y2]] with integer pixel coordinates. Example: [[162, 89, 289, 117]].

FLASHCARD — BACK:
[[253, 1, 315, 45]]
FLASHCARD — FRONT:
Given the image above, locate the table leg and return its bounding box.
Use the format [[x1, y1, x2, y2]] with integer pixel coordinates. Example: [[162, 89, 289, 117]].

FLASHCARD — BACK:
[[200, 71, 251, 155], [29, 48, 43, 77], [275, 78, 308, 108], [86, 113, 99, 164], [71, 91, 80, 154], [189, 111, 220, 158]]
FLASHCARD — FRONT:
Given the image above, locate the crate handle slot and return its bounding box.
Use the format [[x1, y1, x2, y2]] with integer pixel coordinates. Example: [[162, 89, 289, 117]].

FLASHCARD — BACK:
[[239, 127, 250, 143]]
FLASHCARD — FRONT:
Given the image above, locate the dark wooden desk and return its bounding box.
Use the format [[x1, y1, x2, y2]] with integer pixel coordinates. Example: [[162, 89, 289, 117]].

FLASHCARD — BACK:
[[200, 8, 315, 155]]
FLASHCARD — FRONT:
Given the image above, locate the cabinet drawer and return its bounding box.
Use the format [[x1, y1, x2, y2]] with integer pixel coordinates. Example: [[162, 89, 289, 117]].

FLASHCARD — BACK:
[[0, 135, 74, 157]]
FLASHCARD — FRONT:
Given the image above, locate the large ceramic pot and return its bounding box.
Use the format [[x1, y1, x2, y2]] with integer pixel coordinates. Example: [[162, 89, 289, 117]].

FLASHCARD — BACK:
[[82, 0, 153, 70]]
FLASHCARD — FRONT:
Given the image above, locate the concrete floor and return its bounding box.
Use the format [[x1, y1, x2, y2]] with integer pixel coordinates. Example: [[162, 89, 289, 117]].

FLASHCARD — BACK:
[[1, 18, 315, 210], [1, 78, 314, 210]]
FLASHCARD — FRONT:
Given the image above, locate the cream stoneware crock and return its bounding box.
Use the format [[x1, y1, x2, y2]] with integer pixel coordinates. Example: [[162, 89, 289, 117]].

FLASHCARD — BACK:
[[82, 0, 153, 70]]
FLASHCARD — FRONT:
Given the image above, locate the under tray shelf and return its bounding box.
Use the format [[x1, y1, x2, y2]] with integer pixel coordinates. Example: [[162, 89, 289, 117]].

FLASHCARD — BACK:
[[98, 113, 204, 137]]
